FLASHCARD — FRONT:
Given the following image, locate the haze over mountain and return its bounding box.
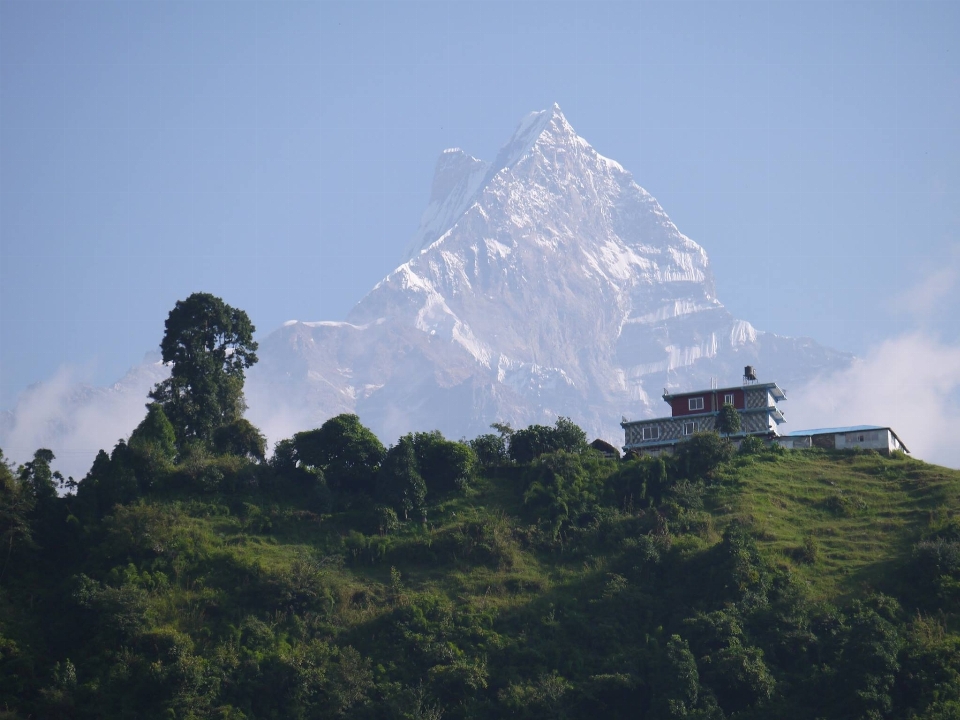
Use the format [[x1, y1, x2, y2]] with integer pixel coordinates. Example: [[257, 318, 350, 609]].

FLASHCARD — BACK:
[[0, 105, 851, 477]]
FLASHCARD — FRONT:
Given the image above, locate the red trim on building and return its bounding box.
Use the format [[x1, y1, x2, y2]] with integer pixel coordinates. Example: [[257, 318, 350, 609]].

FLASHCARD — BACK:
[[722, 389, 745, 410], [672, 396, 705, 417], [668, 388, 746, 417]]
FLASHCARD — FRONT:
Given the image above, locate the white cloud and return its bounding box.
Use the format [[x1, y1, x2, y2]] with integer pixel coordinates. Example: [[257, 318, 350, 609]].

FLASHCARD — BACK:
[[788, 252, 960, 469], [0, 363, 161, 480], [788, 332, 960, 468], [0, 358, 316, 481]]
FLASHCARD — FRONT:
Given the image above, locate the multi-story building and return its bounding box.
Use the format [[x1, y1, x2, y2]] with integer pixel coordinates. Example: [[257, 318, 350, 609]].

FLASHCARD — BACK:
[[621, 367, 786, 455]]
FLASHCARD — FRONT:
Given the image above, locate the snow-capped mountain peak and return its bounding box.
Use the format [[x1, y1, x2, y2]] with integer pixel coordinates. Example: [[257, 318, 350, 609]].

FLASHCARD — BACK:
[[487, 103, 575, 174], [407, 103, 593, 261], [249, 106, 851, 445]]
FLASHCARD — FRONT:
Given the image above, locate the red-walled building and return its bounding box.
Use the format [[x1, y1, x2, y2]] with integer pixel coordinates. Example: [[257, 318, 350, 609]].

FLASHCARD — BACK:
[[621, 373, 787, 455]]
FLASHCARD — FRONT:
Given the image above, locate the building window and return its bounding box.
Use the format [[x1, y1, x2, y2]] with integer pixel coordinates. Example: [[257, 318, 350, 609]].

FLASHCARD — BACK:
[[683, 421, 698, 436], [643, 426, 660, 441], [688, 397, 704, 411], [858, 434, 865, 442], [724, 393, 734, 406]]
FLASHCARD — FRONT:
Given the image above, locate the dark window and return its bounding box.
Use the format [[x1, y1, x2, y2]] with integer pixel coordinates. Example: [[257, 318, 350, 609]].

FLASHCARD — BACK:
[[643, 426, 660, 441], [688, 397, 704, 411], [724, 393, 734, 406], [683, 421, 698, 436]]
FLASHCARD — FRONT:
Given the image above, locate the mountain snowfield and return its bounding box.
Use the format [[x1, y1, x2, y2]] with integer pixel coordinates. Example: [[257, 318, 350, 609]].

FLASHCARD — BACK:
[[0, 105, 851, 477]]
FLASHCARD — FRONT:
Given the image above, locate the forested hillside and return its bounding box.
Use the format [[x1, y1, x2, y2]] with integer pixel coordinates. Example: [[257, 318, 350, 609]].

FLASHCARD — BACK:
[[3, 420, 960, 719]]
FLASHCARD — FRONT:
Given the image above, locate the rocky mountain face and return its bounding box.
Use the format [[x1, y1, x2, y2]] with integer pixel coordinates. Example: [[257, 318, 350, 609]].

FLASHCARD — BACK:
[[244, 105, 851, 446]]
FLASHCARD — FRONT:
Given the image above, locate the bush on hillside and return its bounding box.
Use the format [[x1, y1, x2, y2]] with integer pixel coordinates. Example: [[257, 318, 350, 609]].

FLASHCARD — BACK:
[[523, 450, 603, 537], [410, 431, 476, 494], [675, 433, 734, 482], [509, 417, 588, 464], [737, 436, 767, 456], [293, 414, 386, 495], [213, 418, 267, 462], [469, 433, 508, 467]]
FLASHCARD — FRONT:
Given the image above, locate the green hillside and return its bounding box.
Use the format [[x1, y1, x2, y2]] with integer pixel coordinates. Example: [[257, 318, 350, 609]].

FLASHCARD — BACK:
[[711, 448, 960, 601], [3, 428, 960, 720]]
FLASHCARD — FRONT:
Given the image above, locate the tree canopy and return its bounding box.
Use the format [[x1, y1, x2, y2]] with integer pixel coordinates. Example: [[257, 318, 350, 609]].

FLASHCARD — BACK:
[[149, 292, 258, 446], [509, 417, 588, 463], [293, 414, 386, 494]]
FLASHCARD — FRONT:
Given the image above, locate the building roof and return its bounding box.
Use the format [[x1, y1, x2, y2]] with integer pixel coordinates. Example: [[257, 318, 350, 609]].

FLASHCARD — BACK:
[[783, 425, 885, 436], [662, 382, 787, 403], [589, 438, 621, 457], [784, 425, 910, 453]]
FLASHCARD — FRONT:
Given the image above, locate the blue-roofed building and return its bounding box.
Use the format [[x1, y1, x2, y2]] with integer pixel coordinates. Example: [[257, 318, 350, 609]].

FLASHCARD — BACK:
[[776, 426, 909, 454]]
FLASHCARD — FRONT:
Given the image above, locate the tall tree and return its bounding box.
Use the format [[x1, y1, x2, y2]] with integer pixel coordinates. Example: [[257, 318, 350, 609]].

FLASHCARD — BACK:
[[19, 448, 61, 505], [149, 293, 258, 446]]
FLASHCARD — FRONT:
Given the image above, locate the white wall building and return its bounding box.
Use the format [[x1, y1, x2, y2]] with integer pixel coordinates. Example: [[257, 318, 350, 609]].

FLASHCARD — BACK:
[[776, 426, 909, 454]]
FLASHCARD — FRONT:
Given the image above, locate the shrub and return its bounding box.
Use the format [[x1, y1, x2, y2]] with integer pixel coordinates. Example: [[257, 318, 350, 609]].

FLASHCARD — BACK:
[[167, 453, 257, 493], [375, 505, 400, 536], [213, 418, 267, 462], [410, 431, 476, 494], [667, 480, 706, 511], [821, 491, 867, 517], [294, 415, 385, 494], [914, 538, 960, 580], [738, 436, 767, 456], [469, 433, 508, 467], [509, 417, 588, 463], [788, 534, 820, 565], [675, 432, 734, 482], [717, 403, 741, 436]]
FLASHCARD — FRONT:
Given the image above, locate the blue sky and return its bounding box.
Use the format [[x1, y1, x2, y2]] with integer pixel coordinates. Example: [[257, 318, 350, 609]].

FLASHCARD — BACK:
[[1, 0, 958, 414]]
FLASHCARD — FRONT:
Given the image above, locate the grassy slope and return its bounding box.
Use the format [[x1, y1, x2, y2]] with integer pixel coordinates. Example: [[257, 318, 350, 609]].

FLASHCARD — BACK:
[[709, 449, 960, 601], [153, 449, 960, 640]]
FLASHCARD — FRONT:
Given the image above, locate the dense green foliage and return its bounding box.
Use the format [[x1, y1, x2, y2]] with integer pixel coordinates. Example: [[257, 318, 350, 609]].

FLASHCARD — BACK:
[[506, 417, 588, 464], [717, 403, 741, 437], [293, 414, 386, 495], [3, 424, 960, 719]]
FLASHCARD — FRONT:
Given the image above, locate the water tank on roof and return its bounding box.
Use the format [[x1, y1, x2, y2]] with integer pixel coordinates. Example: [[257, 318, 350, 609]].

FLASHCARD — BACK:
[[744, 366, 757, 381]]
